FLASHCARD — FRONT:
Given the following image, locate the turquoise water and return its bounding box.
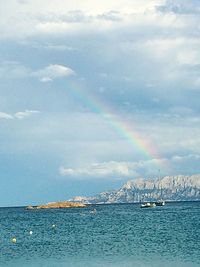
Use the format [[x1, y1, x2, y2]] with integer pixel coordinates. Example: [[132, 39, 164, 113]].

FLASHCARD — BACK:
[[0, 202, 199, 267]]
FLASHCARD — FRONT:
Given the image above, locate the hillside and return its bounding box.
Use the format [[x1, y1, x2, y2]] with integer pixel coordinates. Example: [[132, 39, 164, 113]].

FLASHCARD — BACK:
[[71, 175, 200, 204]]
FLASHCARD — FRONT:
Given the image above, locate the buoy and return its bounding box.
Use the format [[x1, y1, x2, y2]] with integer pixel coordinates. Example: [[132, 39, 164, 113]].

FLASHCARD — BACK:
[[90, 208, 97, 214], [11, 237, 17, 243], [52, 224, 56, 228], [29, 231, 33, 235]]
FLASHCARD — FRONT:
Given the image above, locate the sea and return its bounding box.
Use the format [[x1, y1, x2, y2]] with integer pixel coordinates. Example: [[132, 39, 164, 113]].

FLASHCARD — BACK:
[[0, 202, 199, 267]]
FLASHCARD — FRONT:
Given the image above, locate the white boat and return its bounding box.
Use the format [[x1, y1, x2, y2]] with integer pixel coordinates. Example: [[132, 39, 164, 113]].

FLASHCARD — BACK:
[[141, 202, 156, 208], [155, 200, 165, 206]]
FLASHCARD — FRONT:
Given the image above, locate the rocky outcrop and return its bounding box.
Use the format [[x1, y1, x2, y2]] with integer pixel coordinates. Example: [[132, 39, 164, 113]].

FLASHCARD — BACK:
[[27, 201, 86, 209], [72, 175, 200, 204]]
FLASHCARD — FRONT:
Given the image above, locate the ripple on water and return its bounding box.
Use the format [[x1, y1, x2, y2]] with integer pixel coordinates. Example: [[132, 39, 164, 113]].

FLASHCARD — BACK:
[[0, 202, 200, 267]]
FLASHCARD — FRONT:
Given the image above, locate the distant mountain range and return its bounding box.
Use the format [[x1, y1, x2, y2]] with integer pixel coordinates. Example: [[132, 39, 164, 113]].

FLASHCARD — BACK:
[[71, 175, 200, 204]]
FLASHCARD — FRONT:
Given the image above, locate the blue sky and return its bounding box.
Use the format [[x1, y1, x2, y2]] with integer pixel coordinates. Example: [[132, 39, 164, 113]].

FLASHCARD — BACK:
[[0, 0, 200, 206]]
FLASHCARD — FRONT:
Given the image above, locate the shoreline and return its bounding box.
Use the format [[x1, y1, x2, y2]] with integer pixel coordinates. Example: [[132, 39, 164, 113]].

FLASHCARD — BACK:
[[0, 199, 200, 209]]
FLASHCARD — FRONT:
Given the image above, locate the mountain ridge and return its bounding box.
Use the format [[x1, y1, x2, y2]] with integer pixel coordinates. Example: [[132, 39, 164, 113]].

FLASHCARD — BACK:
[[71, 175, 200, 204]]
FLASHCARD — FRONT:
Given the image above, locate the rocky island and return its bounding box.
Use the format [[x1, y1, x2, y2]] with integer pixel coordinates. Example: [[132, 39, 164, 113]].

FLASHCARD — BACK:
[[27, 201, 87, 210]]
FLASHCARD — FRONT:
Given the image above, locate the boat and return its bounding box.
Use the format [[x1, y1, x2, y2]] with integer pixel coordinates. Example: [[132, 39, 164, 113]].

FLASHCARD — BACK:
[[155, 200, 165, 206], [141, 202, 156, 208]]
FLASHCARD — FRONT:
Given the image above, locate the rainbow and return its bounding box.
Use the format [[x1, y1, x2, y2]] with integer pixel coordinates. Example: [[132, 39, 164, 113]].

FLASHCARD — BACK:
[[67, 80, 162, 162]]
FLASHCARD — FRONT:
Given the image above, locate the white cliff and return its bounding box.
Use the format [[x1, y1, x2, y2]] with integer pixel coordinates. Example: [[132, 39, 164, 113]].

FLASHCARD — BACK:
[[71, 175, 200, 204]]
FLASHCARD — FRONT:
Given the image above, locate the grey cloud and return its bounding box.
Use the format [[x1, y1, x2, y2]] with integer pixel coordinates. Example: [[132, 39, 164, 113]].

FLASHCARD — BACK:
[[97, 11, 122, 21], [157, 0, 200, 14], [17, 0, 26, 4], [61, 10, 92, 23], [36, 10, 94, 24], [0, 61, 30, 79], [36, 10, 123, 24], [36, 10, 91, 24], [19, 41, 76, 51]]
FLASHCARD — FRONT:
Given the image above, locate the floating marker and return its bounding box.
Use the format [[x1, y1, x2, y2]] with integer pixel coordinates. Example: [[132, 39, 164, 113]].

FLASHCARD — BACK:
[[90, 208, 97, 214], [11, 237, 17, 243], [52, 224, 56, 228], [29, 231, 33, 235]]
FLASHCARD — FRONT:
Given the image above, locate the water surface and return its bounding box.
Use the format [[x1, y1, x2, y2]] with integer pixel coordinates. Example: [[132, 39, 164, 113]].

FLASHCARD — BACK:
[[0, 202, 199, 266]]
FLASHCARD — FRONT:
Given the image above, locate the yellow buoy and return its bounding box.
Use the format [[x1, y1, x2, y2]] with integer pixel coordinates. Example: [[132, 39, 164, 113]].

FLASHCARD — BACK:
[[52, 224, 56, 228], [11, 237, 17, 243], [29, 231, 33, 235]]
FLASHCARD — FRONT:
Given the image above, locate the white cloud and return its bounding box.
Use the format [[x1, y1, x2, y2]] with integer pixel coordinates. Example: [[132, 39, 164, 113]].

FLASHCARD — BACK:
[[0, 62, 75, 82], [60, 151, 200, 180], [32, 64, 75, 82], [43, 44, 76, 51], [0, 112, 14, 120], [177, 50, 200, 66], [60, 161, 135, 179], [172, 154, 200, 162], [15, 110, 40, 120], [0, 110, 40, 120], [59, 158, 168, 180]]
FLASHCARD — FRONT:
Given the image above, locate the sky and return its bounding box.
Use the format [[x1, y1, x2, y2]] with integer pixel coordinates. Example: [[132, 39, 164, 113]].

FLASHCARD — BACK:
[[0, 0, 200, 206]]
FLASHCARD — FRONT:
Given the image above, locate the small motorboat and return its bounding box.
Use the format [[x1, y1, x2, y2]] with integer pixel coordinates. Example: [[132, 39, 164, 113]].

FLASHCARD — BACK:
[[141, 202, 156, 208], [155, 200, 165, 206]]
